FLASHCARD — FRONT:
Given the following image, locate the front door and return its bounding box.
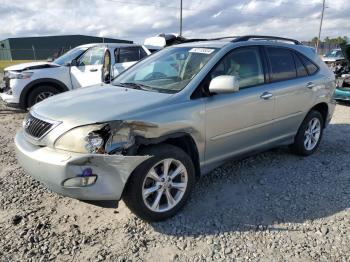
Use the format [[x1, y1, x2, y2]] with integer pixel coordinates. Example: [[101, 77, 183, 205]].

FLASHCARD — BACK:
[[70, 46, 106, 89], [204, 46, 275, 165]]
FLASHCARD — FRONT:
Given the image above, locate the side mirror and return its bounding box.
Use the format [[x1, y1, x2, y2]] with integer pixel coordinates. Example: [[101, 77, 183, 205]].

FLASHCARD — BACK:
[[69, 59, 78, 67], [209, 75, 239, 94]]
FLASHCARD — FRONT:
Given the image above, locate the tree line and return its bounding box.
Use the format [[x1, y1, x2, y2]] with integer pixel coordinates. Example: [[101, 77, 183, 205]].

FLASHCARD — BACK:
[[310, 36, 348, 45]]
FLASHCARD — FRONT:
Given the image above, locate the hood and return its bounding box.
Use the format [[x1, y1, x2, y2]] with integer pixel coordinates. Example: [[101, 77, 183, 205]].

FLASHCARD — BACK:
[[5, 61, 60, 72], [31, 84, 173, 126], [340, 44, 350, 66]]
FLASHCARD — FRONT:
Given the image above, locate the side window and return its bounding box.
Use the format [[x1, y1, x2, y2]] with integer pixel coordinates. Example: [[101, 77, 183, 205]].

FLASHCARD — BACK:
[[298, 54, 319, 75], [336, 50, 343, 57], [266, 47, 296, 82], [118, 47, 140, 63], [78, 47, 104, 66], [192, 47, 265, 98], [211, 47, 265, 89], [293, 53, 308, 77]]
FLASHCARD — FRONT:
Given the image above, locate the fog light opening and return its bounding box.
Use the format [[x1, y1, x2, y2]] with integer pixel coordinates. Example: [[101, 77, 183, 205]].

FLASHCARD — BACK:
[[62, 168, 98, 188]]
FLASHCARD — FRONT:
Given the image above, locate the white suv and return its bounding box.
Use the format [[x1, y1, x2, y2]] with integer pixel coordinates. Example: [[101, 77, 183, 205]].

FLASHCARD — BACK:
[[0, 43, 150, 109]]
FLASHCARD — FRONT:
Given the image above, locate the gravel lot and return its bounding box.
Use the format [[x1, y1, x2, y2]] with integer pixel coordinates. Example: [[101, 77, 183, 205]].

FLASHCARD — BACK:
[[0, 99, 349, 262]]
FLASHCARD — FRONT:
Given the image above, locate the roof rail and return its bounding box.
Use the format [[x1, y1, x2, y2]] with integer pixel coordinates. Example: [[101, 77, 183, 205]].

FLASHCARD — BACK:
[[232, 35, 302, 45], [182, 38, 208, 43], [209, 36, 240, 41], [182, 36, 240, 43]]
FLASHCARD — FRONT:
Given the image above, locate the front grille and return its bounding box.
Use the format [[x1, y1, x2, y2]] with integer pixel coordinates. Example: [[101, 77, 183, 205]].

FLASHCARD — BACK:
[[24, 114, 53, 139]]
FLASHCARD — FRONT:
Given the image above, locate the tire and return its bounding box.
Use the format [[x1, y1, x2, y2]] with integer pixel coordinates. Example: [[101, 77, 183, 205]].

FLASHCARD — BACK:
[[27, 85, 60, 108], [123, 144, 196, 222], [291, 110, 324, 156]]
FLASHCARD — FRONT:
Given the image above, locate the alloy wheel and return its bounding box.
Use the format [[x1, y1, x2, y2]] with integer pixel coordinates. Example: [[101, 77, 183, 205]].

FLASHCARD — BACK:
[[304, 117, 321, 151], [142, 158, 188, 213], [35, 92, 54, 103]]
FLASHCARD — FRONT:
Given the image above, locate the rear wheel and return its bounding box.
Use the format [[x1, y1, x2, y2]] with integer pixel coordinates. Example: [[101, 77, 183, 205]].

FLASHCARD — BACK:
[[123, 144, 196, 222], [291, 110, 324, 156], [27, 85, 60, 108]]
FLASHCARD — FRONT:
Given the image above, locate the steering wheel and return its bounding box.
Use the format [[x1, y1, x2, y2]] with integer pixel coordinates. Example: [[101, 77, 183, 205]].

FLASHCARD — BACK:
[[143, 72, 167, 81]]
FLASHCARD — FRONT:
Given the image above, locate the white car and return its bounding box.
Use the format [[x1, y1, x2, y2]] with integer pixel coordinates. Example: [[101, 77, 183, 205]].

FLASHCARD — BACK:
[[322, 48, 345, 63], [0, 43, 150, 109]]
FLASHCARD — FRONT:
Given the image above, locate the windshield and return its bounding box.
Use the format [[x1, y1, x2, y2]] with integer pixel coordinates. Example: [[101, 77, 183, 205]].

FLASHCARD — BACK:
[[112, 47, 219, 93], [325, 49, 343, 58], [54, 47, 88, 65]]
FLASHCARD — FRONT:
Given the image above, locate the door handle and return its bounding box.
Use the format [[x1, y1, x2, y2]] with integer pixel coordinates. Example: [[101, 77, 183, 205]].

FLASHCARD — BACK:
[[90, 69, 98, 72], [306, 82, 315, 89], [260, 92, 273, 100]]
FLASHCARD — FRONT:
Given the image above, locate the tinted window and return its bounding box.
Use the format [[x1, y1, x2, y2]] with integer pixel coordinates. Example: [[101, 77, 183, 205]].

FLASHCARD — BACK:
[[118, 47, 140, 63], [298, 54, 318, 75], [293, 53, 308, 77], [211, 47, 265, 89], [267, 47, 296, 82]]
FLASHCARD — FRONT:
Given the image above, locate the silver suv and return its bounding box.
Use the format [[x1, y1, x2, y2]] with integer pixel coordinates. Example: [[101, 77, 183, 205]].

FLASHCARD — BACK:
[[15, 36, 336, 221]]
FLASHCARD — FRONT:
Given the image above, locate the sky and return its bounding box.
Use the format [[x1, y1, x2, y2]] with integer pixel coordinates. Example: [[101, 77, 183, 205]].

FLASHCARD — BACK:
[[0, 0, 349, 44]]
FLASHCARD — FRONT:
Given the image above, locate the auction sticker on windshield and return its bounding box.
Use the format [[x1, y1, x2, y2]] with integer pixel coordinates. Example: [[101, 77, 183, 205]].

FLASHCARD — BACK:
[[189, 48, 215, 54]]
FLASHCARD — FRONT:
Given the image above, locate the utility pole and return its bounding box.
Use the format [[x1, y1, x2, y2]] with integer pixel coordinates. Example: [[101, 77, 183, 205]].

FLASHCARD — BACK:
[[316, 0, 326, 54], [179, 0, 183, 36]]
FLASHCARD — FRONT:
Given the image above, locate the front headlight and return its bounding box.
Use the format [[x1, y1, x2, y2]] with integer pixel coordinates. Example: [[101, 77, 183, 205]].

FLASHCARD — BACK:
[[54, 122, 135, 154], [105, 125, 135, 153], [8, 71, 33, 79], [54, 124, 107, 153]]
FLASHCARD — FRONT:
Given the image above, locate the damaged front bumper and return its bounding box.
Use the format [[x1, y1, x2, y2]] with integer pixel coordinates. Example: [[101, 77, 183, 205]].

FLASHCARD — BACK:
[[0, 77, 22, 106], [15, 130, 150, 201]]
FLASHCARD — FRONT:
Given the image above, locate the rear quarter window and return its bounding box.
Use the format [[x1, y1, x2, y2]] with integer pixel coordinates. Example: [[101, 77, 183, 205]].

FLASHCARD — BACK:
[[297, 54, 319, 75], [293, 53, 308, 77]]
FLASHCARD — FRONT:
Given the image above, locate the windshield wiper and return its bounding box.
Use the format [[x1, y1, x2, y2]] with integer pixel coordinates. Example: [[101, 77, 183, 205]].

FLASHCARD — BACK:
[[116, 82, 141, 89], [116, 82, 158, 92]]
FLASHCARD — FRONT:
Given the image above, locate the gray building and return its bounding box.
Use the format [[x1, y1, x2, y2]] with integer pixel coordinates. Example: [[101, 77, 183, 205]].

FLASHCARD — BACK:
[[0, 34, 132, 60]]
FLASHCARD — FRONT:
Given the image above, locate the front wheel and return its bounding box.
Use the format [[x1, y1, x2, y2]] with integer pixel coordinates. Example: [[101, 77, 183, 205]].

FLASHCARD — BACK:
[[291, 110, 324, 156], [27, 85, 60, 108], [123, 144, 196, 222]]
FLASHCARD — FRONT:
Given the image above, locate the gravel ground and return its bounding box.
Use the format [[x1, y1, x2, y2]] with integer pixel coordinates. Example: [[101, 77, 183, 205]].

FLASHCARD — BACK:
[[0, 99, 349, 262]]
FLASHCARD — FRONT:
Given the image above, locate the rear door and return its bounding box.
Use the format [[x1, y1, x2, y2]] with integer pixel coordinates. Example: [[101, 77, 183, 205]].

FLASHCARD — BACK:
[[204, 46, 276, 165], [70, 46, 105, 88], [113, 46, 147, 76], [264, 46, 318, 137]]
